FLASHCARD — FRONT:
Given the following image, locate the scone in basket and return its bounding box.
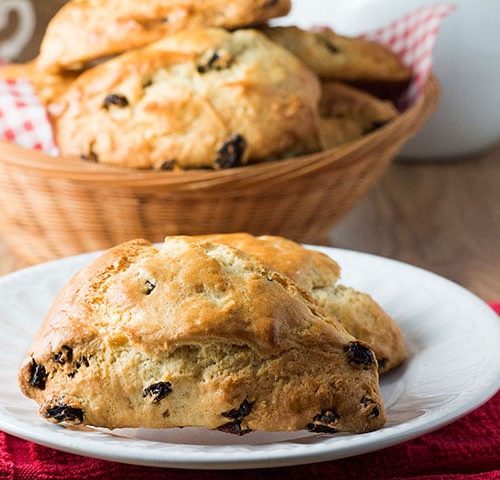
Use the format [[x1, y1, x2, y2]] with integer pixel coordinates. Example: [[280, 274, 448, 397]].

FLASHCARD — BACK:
[[0, 5, 446, 264], [0, 77, 437, 264]]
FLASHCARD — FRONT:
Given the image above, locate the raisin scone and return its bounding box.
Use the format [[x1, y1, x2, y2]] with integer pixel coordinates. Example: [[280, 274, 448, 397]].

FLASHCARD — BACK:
[[53, 28, 322, 170], [0, 61, 78, 106], [19, 237, 385, 434], [319, 82, 398, 149], [263, 26, 412, 85], [38, 0, 292, 72], [199, 233, 407, 373]]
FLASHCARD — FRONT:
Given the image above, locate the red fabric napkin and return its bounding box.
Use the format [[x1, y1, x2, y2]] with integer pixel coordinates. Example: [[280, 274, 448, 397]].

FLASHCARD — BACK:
[[1, 306, 499, 480]]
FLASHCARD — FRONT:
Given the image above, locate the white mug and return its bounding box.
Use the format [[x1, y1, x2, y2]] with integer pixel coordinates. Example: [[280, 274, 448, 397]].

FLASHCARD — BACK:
[[279, 0, 500, 161], [0, 0, 36, 61]]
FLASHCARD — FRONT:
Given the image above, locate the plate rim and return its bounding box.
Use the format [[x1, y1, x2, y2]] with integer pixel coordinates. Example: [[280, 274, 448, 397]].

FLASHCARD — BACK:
[[0, 246, 499, 470]]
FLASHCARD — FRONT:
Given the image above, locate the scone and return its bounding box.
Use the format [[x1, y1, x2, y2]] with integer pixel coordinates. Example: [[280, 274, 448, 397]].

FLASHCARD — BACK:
[[264, 26, 412, 84], [38, 0, 292, 72], [19, 237, 385, 434], [53, 28, 322, 170], [319, 82, 398, 149], [199, 233, 407, 373], [0, 61, 78, 106]]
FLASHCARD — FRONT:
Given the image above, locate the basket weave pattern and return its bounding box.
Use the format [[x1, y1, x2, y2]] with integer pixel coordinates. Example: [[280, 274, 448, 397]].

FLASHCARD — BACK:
[[0, 77, 439, 264]]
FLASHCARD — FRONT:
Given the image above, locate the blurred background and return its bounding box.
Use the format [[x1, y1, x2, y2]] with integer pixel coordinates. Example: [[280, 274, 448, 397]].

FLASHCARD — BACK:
[[0, 0, 65, 62]]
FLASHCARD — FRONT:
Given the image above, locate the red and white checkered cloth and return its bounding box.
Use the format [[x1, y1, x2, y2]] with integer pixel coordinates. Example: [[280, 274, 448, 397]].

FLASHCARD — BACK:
[[0, 4, 455, 156], [0, 79, 57, 154]]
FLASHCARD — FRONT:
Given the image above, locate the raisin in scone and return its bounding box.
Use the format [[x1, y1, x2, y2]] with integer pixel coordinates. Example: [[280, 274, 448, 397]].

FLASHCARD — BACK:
[[38, 0, 292, 72], [53, 28, 322, 170], [199, 233, 407, 373], [0, 61, 78, 106], [319, 82, 398, 149], [19, 237, 385, 433], [264, 26, 412, 84]]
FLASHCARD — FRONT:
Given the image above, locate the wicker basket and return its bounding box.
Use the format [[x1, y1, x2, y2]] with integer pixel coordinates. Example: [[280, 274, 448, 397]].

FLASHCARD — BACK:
[[0, 76, 439, 264]]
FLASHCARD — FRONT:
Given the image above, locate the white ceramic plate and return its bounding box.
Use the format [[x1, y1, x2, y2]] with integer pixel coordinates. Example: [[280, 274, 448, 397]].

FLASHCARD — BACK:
[[0, 247, 499, 470]]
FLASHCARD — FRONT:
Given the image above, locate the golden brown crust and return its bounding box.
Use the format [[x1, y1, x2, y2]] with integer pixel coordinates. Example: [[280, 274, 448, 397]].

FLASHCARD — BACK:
[[198, 233, 341, 291], [200, 233, 407, 373], [19, 237, 384, 433], [53, 28, 322, 170], [0, 61, 78, 106], [38, 0, 292, 72], [264, 26, 412, 84], [319, 82, 398, 149]]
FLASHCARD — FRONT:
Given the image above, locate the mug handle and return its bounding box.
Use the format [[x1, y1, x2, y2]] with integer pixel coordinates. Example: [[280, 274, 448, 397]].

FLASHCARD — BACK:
[[0, 0, 36, 61]]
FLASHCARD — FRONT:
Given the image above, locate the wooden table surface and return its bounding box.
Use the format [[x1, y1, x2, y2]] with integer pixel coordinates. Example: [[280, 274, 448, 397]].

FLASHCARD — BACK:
[[331, 145, 500, 300], [0, 145, 499, 300]]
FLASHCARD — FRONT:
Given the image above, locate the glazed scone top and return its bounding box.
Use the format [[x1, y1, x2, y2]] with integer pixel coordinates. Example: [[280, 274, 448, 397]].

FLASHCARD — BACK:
[[264, 26, 412, 83], [199, 233, 341, 292], [53, 28, 322, 170], [19, 237, 384, 433], [38, 0, 292, 71]]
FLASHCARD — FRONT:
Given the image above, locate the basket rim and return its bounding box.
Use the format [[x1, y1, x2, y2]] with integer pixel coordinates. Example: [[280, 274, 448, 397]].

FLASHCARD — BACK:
[[0, 75, 440, 187]]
